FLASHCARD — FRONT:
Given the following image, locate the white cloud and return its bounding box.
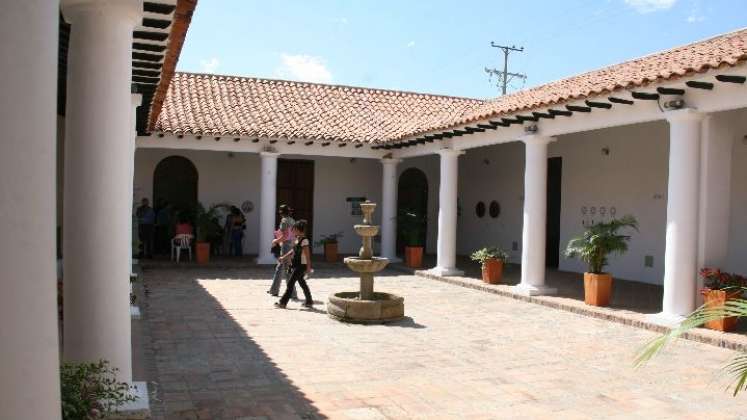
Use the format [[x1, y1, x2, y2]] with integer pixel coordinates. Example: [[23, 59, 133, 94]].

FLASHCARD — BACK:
[[275, 54, 333, 84], [200, 57, 220, 73], [624, 0, 677, 13], [406, 41, 416, 48]]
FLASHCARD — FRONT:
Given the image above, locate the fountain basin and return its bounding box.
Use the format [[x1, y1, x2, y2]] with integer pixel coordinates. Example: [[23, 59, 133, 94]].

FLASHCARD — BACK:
[[353, 224, 379, 237], [327, 292, 404, 324], [344, 256, 389, 273]]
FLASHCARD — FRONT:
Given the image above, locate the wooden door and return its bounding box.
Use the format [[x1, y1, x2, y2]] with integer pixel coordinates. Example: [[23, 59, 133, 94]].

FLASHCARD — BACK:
[[546, 157, 562, 268], [277, 159, 315, 239]]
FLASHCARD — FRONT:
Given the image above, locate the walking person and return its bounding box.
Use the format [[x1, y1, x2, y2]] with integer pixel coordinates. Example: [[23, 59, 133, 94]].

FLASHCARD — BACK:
[[136, 198, 155, 258], [275, 220, 314, 309], [268, 204, 297, 298]]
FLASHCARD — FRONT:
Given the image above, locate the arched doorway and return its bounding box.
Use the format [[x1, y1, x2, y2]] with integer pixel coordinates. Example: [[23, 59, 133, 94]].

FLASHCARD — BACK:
[[153, 156, 198, 253], [397, 168, 428, 254]]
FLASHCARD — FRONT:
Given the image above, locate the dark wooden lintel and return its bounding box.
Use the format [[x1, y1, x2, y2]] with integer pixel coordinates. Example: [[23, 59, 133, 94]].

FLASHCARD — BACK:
[[144, 2, 177, 14], [304, 141, 313, 145], [489, 120, 509, 127], [548, 108, 572, 117], [685, 80, 714, 90], [502, 117, 521, 125], [133, 60, 163, 70], [465, 126, 485, 133], [322, 142, 331, 147], [566, 105, 591, 113], [631, 91, 660, 100], [516, 115, 538, 122], [269, 139, 278, 144], [133, 42, 167, 53], [477, 124, 496, 130], [715, 74, 746, 84], [532, 112, 554, 119], [656, 87, 685, 95], [355, 144, 363, 148], [452, 129, 467, 136], [134, 30, 169, 42], [585, 100, 612, 109], [338, 143, 347, 147], [608, 96, 634, 105], [133, 51, 163, 62], [133, 69, 161, 78], [142, 17, 171, 29]]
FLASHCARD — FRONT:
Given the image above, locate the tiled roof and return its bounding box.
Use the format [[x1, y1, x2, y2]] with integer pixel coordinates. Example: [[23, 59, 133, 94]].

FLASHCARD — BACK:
[[155, 73, 484, 143], [420, 27, 747, 139], [154, 27, 747, 143]]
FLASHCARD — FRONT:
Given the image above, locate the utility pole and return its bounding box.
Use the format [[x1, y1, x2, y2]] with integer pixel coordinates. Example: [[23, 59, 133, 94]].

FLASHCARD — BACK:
[[485, 42, 526, 95]]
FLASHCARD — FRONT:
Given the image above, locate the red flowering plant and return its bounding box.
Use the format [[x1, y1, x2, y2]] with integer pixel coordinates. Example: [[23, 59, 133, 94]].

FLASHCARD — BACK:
[[699, 267, 747, 292]]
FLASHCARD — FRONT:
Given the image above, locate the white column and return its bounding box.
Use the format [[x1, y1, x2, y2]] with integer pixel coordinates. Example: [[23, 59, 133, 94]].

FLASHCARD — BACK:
[[257, 152, 279, 264], [430, 149, 464, 276], [62, 0, 142, 383], [514, 135, 557, 296], [381, 158, 402, 262], [697, 113, 734, 272], [651, 109, 705, 325], [128, 93, 142, 273], [0, 1, 62, 419]]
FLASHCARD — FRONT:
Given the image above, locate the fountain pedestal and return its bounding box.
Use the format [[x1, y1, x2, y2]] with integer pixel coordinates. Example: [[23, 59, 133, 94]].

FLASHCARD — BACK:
[[327, 201, 405, 323]]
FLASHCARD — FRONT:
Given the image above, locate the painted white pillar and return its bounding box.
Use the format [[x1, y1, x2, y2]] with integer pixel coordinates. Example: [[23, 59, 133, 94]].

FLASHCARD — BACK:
[[257, 152, 280, 264], [0, 1, 62, 419], [514, 135, 557, 296], [62, 0, 142, 383], [651, 109, 705, 325], [431, 149, 464, 276], [128, 93, 142, 273], [381, 158, 402, 262]]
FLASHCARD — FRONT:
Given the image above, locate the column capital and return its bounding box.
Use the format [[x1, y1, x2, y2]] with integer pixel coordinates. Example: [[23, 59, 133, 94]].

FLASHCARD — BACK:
[[520, 134, 556, 146], [62, 0, 143, 25], [665, 108, 706, 124], [260, 151, 280, 158], [380, 157, 403, 165], [436, 148, 465, 158]]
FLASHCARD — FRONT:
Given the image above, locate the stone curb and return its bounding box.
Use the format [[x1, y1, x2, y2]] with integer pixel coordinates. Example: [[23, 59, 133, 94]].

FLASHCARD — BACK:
[[410, 269, 747, 353]]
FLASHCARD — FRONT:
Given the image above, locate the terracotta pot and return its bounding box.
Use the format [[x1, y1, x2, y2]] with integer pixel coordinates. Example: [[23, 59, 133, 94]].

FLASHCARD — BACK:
[[583, 272, 612, 306], [324, 242, 338, 262], [196, 242, 210, 264], [405, 246, 423, 268], [481, 258, 504, 284], [701, 288, 741, 332]]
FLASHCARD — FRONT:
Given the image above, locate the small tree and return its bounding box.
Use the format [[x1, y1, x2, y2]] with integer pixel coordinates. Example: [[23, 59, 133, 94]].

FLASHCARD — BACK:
[[194, 203, 222, 243], [564, 215, 638, 274], [398, 209, 426, 247]]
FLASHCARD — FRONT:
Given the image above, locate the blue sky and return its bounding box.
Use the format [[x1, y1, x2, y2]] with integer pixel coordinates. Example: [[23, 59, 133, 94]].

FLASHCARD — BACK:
[[176, 0, 747, 99]]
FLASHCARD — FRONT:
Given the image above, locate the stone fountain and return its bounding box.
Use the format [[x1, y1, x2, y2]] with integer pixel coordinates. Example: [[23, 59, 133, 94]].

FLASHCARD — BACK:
[[327, 201, 405, 323]]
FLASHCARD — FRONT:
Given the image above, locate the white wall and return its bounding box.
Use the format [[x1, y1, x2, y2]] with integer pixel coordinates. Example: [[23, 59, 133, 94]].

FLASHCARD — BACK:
[[726, 108, 747, 274], [134, 149, 382, 255], [456, 121, 671, 284]]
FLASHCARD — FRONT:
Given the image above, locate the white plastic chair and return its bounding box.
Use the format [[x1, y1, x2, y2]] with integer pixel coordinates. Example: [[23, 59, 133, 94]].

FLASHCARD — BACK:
[[171, 234, 193, 263]]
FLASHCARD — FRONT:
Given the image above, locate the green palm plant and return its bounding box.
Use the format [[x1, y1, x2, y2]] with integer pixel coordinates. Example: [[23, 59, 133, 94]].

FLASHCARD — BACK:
[[564, 215, 639, 274], [634, 290, 747, 396]]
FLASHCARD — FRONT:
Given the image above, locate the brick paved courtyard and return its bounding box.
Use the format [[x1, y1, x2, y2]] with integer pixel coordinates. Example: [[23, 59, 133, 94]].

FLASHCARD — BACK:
[[140, 267, 746, 419]]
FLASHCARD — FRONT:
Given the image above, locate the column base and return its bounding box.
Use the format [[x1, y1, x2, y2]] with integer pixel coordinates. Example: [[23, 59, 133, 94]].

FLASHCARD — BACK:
[[255, 256, 277, 266], [109, 381, 150, 419], [647, 312, 686, 328], [511, 284, 557, 297], [428, 266, 464, 277]]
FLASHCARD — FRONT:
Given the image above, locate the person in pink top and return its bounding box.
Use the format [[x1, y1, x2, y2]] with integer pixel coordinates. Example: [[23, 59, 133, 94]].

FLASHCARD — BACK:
[[174, 215, 193, 236]]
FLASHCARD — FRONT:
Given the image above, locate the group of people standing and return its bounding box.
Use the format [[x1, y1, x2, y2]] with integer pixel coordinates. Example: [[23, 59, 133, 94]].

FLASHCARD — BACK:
[[267, 204, 314, 309], [135, 199, 246, 258]]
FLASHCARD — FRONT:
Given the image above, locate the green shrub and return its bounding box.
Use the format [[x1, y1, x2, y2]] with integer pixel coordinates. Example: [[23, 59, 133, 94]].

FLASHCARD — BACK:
[[60, 360, 137, 420]]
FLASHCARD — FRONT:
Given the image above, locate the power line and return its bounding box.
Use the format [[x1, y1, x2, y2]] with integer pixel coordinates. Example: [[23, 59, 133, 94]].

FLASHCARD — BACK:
[[484, 42, 526, 95]]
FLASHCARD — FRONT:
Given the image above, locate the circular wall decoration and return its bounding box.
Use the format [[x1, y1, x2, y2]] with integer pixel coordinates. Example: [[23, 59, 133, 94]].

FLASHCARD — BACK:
[[241, 200, 254, 213], [489, 201, 501, 218], [475, 201, 486, 218]]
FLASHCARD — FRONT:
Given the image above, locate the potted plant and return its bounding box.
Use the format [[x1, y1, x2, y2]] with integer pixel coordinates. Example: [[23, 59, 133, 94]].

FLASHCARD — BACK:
[[564, 215, 638, 307], [399, 209, 426, 268], [699, 268, 746, 332], [195, 203, 221, 264], [470, 246, 510, 284], [316, 232, 343, 262]]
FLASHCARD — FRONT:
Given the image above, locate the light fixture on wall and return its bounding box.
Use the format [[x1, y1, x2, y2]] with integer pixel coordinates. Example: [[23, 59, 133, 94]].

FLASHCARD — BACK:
[[483, 159, 490, 165], [524, 124, 538, 134], [663, 99, 685, 110], [601, 146, 610, 156]]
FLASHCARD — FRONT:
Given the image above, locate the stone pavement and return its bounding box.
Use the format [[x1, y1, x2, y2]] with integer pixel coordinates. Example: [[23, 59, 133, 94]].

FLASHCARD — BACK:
[[140, 267, 746, 419]]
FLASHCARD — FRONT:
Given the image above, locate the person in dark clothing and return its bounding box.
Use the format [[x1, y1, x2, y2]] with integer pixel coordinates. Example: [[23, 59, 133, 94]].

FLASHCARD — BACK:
[[275, 219, 313, 309], [229, 206, 246, 256], [136, 198, 155, 258]]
